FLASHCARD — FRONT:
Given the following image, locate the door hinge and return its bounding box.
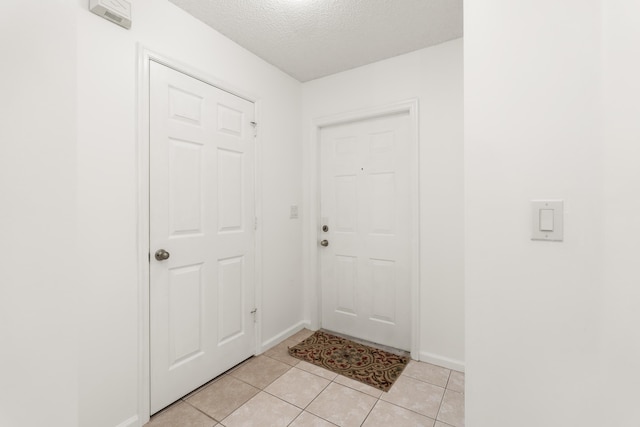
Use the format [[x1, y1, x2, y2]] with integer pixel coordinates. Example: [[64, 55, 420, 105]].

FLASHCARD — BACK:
[[250, 308, 257, 323], [250, 121, 257, 137]]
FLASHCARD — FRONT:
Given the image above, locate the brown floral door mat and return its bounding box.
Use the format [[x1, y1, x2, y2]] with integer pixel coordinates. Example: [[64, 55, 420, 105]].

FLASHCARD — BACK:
[[288, 330, 409, 392]]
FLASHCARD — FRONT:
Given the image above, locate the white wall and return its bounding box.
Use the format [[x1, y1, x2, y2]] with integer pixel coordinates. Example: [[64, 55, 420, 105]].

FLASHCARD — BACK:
[[0, 1, 79, 426], [602, 1, 640, 425], [301, 39, 465, 369], [466, 0, 640, 426], [74, 1, 302, 426]]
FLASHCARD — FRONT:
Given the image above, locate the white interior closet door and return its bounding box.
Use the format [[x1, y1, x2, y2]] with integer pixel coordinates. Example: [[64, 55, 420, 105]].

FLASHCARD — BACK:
[[149, 61, 256, 413]]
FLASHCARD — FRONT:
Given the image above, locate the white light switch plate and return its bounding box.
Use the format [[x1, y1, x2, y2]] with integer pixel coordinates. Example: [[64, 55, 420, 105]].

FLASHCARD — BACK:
[[531, 200, 564, 241]]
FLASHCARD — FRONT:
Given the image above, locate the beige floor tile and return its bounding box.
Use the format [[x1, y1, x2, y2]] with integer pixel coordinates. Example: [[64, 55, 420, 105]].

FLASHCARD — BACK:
[[402, 361, 451, 387], [333, 374, 384, 398], [265, 367, 330, 408], [296, 360, 338, 381], [228, 355, 291, 389], [306, 382, 377, 427], [182, 374, 227, 400], [226, 357, 255, 375], [447, 371, 465, 393], [289, 411, 338, 426], [288, 328, 315, 343], [186, 375, 259, 421], [222, 391, 301, 427], [263, 339, 302, 366], [437, 389, 465, 427], [146, 401, 216, 427], [380, 375, 445, 419], [362, 400, 435, 427], [435, 422, 455, 427]]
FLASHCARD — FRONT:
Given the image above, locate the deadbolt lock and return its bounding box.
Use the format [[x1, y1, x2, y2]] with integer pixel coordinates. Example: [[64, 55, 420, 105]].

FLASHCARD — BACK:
[[322, 225, 329, 232]]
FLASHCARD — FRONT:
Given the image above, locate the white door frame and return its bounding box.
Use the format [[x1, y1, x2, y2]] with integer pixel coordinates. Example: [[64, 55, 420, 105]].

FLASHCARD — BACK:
[[135, 45, 263, 423], [305, 99, 421, 359]]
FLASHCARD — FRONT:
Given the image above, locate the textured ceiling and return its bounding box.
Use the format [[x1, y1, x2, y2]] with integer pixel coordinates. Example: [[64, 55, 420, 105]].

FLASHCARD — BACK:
[[168, 0, 463, 82]]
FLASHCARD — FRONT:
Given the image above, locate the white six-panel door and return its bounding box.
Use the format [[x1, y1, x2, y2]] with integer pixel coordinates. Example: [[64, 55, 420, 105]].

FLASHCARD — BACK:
[[320, 112, 412, 350], [149, 61, 256, 413]]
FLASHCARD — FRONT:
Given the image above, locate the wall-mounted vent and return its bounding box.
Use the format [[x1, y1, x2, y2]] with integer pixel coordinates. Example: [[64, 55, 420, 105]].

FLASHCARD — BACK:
[[89, 0, 131, 29]]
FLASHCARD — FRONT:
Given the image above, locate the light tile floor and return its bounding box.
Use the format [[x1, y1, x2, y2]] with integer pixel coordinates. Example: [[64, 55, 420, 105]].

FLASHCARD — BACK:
[[146, 329, 465, 427]]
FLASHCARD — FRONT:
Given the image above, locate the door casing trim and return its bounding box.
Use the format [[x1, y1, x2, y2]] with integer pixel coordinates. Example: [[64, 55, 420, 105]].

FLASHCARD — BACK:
[[304, 99, 421, 359], [136, 45, 263, 424]]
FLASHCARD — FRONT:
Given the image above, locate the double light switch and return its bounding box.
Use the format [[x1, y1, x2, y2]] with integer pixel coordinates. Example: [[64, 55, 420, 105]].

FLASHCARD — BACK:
[[531, 200, 563, 241]]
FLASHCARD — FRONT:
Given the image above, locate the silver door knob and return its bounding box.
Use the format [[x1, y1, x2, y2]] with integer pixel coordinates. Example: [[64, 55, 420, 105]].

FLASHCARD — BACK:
[[155, 249, 170, 261], [320, 240, 329, 247]]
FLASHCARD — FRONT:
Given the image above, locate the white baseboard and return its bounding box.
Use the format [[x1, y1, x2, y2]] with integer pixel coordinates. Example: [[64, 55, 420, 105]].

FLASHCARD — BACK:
[[115, 415, 139, 427], [260, 320, 312, 353], [419, 351, 465, 372]]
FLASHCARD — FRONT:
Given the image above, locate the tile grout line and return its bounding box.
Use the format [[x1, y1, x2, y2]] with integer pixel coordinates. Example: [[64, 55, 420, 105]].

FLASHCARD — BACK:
[[376, 375, 449, 422], [376, 399, 439, 425], [298, 376, 335, 419], [290, 376, 349, 426], [434, 370, 453, 425], [149, 371, 229, 423], [282, 378, 338, 427], [262, 352, 301, 369], [184, 370, 268, 425], [226, 356, 294, 389], [314, 374, 383, 426], [262, 340, 303, 362], [182, 376, 258, 425], [180, 399, 220, 424], [285, 411, 307, 427], [402, 361, 453, 389], [359, 394, 380, 426], [279, 358, 339, 382], [444, 369, 453, 389]]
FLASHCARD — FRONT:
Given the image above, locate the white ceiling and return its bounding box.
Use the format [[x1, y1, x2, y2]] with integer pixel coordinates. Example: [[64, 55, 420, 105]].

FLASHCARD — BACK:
[[168, 0, 463, 82]]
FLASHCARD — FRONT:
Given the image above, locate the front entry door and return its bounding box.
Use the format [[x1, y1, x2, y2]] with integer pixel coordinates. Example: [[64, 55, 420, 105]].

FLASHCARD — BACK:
[[149, 61, 256, 413], [319, 112, 412, 350]]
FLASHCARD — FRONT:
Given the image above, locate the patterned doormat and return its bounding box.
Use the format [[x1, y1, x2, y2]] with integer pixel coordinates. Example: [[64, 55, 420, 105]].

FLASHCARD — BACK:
[[288, 330, 409, 392]]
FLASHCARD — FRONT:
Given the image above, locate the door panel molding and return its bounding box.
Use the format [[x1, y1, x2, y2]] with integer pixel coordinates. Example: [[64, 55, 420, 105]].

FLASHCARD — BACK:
[[136, 45, 263, 424], [304, 99, 420, 359]]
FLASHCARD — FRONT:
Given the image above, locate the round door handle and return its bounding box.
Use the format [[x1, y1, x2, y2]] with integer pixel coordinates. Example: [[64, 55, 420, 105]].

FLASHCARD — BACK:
[[320, 240, 329, 247], [155, 249, 170, 261]]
